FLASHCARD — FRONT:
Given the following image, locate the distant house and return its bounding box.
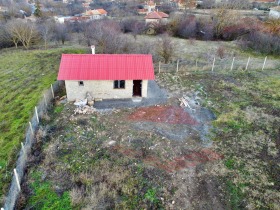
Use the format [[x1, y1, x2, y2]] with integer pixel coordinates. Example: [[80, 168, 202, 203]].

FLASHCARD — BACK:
[[65, 16, 90, 23], [82, 3, 90, 10], [83, 9, 107, 20], [144, 11, 169, 24], [57, 47, 155, 101], [144, 0, 157, 12], [269, 6, 280, 18], [138, 8, 149, 15]]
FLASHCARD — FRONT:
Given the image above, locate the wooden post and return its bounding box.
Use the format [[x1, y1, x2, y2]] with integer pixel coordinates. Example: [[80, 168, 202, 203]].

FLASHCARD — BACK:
[[211, 57, 215, 72], [245, 57, 250, 71], [196, 60, 198, 68], [21, 142, 25, 155], [14, 169, 21, 191], [44, 94, 47, 107], [262, 56, 267, 71], [35, 106, 39, 123], [159, 61, 161, 73], [51, 84, 54, 99], [176, 59, 179, 72], [29, 122, 34, 135], [230, 57, 235, 71]]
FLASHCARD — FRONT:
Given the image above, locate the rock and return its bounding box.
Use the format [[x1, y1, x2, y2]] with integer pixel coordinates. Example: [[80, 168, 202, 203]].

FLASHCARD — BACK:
[[88, 100, 94, 106], [108, 140, 116, 146]]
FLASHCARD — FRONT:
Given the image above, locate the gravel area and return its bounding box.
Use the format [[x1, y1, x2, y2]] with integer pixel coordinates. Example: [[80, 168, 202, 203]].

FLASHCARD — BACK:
[[94, 80, 168, 109]]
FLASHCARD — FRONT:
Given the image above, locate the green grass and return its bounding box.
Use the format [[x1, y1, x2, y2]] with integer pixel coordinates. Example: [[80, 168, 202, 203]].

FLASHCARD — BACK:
[[28, 171, 71, 210], [0, 47, 87, 202], [158, 67, 280, 209]]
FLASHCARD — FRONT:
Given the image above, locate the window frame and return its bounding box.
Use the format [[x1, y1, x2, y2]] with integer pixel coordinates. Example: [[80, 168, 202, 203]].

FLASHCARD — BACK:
[[78, 81, 84, 86], [114, 80, 125, 89]]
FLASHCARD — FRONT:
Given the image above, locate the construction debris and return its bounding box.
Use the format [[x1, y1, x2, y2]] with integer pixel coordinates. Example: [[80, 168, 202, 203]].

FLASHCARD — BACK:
[[86, 92, 94, 106], [74, 98, 87, 107], [74, 105, 96, 114], [179, 97, 195, 111]]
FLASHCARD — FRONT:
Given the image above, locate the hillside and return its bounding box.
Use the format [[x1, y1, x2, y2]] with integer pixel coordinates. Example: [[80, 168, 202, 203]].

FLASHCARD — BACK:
[[0, 47, 87, 204]]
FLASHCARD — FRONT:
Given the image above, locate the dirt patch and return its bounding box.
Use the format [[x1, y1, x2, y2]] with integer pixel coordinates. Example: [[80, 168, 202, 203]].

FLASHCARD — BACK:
[[128, 105, 198, 125]]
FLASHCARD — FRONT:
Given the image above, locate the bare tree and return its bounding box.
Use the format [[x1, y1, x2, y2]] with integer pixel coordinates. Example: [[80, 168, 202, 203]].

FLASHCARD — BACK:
[[156, 34, 175, 64], [54, 23, 69, 45], [38, 19, 55, 49], [5, 19, 39, 49]]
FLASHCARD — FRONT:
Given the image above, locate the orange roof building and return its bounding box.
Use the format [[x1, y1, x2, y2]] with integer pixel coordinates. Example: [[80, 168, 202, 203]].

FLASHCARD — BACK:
[[145, 11, 169, 23]]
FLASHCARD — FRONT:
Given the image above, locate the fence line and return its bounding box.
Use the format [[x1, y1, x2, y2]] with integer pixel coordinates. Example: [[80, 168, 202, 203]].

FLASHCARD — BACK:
[[156, 56, 276, 73], [2, 81, 64, 210]]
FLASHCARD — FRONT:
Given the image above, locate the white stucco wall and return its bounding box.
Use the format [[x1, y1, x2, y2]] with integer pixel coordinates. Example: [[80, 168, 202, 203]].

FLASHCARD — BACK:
[[65, 80, 149, 101]]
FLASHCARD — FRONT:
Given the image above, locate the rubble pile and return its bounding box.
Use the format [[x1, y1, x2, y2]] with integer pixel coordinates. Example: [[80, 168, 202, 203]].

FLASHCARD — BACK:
[[74, 92, 96, 114]]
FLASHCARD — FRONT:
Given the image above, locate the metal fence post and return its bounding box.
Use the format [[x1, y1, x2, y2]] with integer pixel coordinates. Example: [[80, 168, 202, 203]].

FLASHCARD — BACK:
[[35, 106, 39, 123], [159, 61, 161, 73], [29, 122, 34, 135], [262, 56, 267, 71], [176, 59, 179, 72], [230, 57, 235, 71], [21, 142, 25, 155], [245, 57, 250, 71], [211, 57, 215, 72], [14, 169, 21, 191], [51, 84, 54, 99]]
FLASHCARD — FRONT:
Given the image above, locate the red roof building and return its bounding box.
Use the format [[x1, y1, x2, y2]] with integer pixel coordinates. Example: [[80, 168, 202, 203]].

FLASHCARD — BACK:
[[58, 53, 155, 100], [145, 11, 169, 24]]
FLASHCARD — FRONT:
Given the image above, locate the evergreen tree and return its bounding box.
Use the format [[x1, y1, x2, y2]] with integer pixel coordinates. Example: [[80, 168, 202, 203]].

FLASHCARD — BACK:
[[34, 1, 42, 18]]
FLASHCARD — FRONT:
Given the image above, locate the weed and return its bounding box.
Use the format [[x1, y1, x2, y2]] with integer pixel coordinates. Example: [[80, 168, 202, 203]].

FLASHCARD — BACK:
[[27, 171, 72, 210]]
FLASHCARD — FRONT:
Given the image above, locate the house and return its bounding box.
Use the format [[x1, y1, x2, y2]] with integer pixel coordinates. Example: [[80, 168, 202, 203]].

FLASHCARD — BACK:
[[269, 6, 280, 18], [82, 2, 90, 10], [144, 11, 169, 24], [57, 47, 155, 101], [144, 0, 157, 12], [83, 9, 107, 20], [138, 8, 149, 15]]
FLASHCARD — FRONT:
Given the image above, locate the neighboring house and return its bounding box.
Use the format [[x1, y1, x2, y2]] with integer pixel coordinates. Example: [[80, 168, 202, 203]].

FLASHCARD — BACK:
[[57, 47, 155, 101], [144, 0, 157, 12], [144, 11, 169, 24], [83, 9, 107, 20], [65, 16, 90, 23], [138, 8, 149, 15], [269, 6, 280, 18], [54, 16, 72, 23], [82, 2, 90, 9]]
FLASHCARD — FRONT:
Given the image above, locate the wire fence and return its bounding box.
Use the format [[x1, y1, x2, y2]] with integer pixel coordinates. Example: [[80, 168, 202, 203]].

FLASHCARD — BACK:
[[155, 56, 278, 73], [2, 81, 64, 210]]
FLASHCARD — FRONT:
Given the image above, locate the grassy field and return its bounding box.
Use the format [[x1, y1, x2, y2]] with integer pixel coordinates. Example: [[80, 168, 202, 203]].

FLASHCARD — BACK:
[[159, 67, 280, 209], [0, 47, 87, 203]]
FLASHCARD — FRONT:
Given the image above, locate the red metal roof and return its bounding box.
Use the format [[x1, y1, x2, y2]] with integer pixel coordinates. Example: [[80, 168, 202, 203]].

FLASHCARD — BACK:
[[57, 54, 155, 80]]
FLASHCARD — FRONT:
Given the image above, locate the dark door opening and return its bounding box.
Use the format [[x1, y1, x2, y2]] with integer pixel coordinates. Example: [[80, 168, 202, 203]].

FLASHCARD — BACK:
[[133, 80, 142, 97]]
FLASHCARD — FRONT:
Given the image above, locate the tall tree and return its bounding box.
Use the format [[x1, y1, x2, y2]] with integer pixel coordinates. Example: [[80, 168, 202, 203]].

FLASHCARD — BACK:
[[34, 0, 42, 18], [5, 19, 39, 49], [156, 34, 175, 64]]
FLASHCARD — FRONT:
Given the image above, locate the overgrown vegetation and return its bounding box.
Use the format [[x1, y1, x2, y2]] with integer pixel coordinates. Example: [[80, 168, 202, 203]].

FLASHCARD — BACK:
[[0, 47, 87, 204], [159, 67, 280, 209]]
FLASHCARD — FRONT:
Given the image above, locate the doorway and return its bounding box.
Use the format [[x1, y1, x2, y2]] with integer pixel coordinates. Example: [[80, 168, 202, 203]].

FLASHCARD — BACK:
[[133, 80, 142, 97]]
